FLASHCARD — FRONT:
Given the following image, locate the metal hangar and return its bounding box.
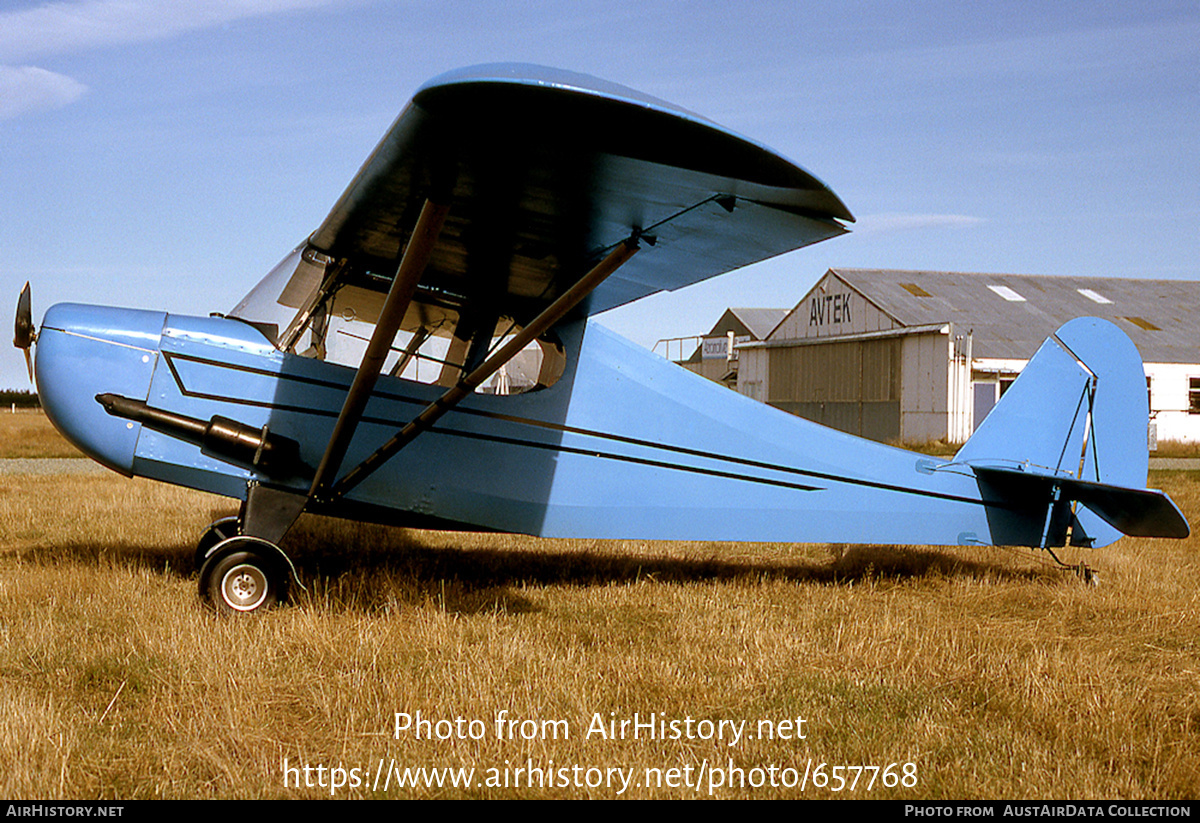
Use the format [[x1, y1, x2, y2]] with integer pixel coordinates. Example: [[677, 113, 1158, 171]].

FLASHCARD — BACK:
[[688, 268, 1200, 445], [677, 308, 787, 389]]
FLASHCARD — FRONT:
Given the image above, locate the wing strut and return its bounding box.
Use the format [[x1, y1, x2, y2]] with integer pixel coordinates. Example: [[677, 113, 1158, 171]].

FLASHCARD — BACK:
[[323, 235, 642, 500], [309, 198, 450, 499]]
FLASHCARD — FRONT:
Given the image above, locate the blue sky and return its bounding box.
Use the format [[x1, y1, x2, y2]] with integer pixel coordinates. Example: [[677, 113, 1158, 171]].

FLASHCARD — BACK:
[[1, 0, 1196, 388]]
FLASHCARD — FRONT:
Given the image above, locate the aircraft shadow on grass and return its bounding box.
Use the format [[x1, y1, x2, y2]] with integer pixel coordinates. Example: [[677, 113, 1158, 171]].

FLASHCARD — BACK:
[[34, 527, 1050, 616]]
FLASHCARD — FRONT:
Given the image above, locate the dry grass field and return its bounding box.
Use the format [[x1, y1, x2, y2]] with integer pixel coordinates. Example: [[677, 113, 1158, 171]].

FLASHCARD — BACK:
[[0, 416, 1197, 799], [0, 410, 84, 458]]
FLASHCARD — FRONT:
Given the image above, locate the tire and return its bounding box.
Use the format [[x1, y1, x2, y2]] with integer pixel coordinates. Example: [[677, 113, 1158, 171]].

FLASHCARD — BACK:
[[201, 542, 287, 615]]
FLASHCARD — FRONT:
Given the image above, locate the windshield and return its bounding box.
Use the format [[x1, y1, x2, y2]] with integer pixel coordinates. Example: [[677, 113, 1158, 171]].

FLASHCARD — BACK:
[[228, 245, 325, 346]]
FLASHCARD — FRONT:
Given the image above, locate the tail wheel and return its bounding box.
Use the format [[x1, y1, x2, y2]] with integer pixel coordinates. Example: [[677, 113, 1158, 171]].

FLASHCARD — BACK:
[[199, 537, 288, 615]]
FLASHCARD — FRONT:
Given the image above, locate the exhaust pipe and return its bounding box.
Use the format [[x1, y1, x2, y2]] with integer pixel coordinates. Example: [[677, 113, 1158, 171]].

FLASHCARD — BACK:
[[96, 393, 307, 478]]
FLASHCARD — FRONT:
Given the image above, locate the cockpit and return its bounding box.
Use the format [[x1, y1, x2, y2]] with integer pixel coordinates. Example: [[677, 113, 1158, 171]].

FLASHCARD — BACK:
[[226, 244, 565, 394]]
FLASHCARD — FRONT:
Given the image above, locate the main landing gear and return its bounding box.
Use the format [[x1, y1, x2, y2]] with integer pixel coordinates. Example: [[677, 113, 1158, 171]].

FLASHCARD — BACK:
[[195, 483, 309, 614], [195, 516, 298, 615]]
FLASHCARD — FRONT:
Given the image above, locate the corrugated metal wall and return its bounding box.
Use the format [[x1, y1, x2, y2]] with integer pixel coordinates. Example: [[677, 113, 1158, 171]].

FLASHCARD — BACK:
[[898, 332, 953, 441], [766, 338, 901, 440], [683, 358, 733, 384]]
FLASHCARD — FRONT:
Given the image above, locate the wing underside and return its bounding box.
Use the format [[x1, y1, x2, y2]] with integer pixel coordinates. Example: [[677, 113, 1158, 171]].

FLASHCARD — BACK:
[[304, 64, 852, 323]]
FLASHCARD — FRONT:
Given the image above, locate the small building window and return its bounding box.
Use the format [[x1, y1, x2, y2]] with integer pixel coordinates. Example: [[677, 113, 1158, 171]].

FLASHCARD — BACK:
[[987, 285, 1026, 302], [1078, 288, 1113, 304], [1190, 378, 1200, 415]]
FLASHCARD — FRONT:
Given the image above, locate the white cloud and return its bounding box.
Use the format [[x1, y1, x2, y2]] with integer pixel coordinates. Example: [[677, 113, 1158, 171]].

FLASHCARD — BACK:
[[855, 213, 985, 236], [0, 0, 340, 62], [0, 0, 344, 119], [0, 65, 86, 119]]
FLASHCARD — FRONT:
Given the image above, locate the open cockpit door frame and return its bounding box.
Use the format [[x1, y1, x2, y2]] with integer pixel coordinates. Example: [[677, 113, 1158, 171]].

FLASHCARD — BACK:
[[308, 198, 451, 500], [329, 234, 641, 498]]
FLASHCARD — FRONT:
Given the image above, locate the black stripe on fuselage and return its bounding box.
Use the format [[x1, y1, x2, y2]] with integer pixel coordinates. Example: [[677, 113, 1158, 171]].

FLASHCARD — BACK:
[[161, 350, 996, 509]]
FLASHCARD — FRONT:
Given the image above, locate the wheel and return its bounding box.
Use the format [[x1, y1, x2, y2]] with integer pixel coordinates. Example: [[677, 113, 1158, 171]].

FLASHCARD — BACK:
[[194, 516, 242, 570], [199, 538, 288, 615], [205, 549, 283, 614]]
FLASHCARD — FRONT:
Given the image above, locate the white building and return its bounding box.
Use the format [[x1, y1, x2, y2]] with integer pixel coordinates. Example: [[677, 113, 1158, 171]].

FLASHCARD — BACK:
[[731, 269, 1200, 445]]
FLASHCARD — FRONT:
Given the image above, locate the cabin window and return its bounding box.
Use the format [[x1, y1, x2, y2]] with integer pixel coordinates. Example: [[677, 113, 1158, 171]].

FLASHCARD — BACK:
[[1189, 378, 1200, 415]]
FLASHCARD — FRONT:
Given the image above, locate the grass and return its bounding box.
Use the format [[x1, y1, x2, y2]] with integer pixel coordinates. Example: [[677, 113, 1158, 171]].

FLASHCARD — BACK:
[[899, 438, 1200, 459], [1151, 440, 1200, 459], [0, 468, 1198, 799], [0, 410, 83, 458]]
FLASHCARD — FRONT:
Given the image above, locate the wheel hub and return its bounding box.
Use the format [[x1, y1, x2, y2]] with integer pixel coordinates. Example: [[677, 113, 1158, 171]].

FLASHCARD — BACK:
[[221, 564, 268, 611]]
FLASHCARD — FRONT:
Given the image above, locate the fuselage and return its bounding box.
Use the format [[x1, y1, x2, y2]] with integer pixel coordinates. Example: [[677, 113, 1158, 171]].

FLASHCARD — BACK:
[[35, 301, 1058, 547]]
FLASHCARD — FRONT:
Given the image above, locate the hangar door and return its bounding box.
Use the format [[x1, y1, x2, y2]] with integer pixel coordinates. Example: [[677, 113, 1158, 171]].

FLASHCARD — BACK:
[[767, 337, 901, 441]]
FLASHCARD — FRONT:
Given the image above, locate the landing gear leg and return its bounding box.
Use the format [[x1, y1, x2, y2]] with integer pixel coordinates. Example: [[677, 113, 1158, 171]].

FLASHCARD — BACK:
[[1044, 545, 1099, 587]]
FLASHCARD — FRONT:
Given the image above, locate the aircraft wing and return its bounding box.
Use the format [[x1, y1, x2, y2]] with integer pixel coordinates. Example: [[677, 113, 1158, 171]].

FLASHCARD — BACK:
[[306, 64, 852, 320]]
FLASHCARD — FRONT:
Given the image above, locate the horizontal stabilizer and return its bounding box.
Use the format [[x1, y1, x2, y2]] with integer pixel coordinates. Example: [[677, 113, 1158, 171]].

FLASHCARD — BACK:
[[971, 464, 1189, 540]]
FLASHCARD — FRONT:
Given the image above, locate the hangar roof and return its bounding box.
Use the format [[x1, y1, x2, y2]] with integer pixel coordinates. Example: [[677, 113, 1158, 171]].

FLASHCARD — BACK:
[[720, 308, 788, 341], [826, 269, 1200, 363], [695, 307, 788, 346]]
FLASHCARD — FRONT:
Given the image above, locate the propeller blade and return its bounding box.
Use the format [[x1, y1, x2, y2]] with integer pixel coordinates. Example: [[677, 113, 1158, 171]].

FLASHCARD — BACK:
[[14, 281, 34, 349], [14, 282, 35, 384]]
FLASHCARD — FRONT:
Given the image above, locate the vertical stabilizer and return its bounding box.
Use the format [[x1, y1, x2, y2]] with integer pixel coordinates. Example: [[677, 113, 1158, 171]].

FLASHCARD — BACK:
[[955, 317, 1174, 546]]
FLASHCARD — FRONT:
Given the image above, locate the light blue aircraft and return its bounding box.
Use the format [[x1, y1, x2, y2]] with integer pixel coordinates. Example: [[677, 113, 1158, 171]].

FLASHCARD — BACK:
[[15, 65, 1188, 613]]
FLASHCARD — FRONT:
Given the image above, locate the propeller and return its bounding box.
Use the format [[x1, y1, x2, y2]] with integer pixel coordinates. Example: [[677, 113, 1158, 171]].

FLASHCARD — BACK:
[[13, 281, 35, 383]]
